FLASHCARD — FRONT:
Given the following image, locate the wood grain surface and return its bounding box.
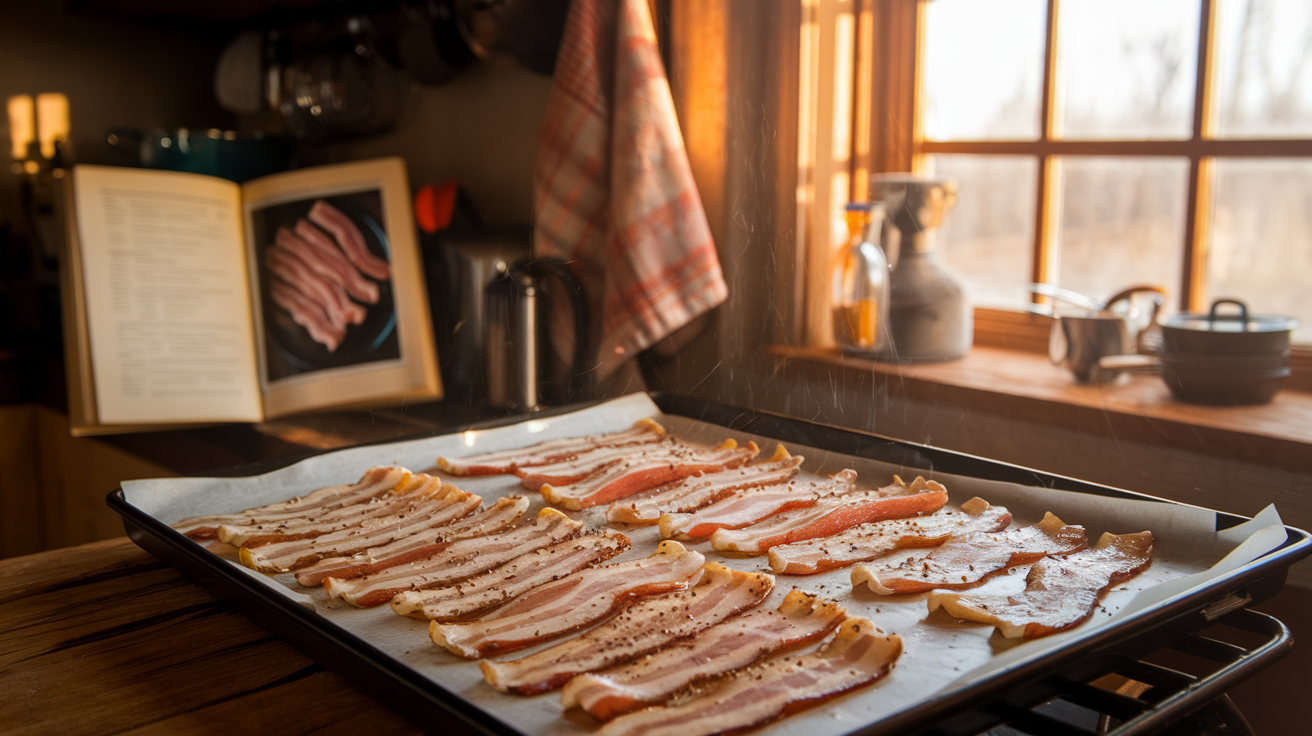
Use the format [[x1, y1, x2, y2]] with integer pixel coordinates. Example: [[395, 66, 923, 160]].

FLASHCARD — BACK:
[[769, 344, 1312, 474], [0, 538, 420, 736]]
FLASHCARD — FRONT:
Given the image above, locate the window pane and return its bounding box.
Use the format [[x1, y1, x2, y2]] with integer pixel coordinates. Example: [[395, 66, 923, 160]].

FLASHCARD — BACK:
[[1215, 0, 1312, 138], [922, 0, 1046, 141], [1056, 157, 1188, 304], [1209, 159, 1312, 343], [1057, 0, 1198, 140], [927, 155, 1038, 310]]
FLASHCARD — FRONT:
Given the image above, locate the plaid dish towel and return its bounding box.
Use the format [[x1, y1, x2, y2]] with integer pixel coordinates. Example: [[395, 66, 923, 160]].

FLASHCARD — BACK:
[[533, 0, 727, 385]]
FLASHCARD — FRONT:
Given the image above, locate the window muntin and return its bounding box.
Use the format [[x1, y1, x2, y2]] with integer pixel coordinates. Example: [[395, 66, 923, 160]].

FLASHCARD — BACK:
[[1055, 156, 1189, 301], [912, 0, 1311, 348], [927, 154, 1038, 310], [1209, 158, 1312, 341]]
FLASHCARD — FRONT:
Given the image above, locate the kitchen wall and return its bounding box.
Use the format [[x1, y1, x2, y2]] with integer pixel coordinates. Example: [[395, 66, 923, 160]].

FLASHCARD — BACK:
[[0, 4, 232, 225], [0, 3, 552, 231], [335, 60, 551, 228]]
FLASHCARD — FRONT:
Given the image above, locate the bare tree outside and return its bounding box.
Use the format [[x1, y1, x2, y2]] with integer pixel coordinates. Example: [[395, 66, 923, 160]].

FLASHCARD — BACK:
[[920, 0, 1312, 338], [1212, 0, 1312, 340]]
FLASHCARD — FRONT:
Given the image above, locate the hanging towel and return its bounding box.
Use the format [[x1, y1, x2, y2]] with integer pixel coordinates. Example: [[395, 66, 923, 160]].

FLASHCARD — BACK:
[[533, 0, 727, 385]]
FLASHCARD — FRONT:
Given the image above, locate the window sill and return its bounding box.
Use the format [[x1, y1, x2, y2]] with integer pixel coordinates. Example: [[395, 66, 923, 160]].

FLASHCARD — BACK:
[[767, 344, 1312, 475]]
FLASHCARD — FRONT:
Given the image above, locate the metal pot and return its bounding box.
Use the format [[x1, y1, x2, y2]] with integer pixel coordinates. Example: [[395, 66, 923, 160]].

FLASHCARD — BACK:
[[1048, 285, 1166, 384], [1103, 299, 1300, 405], [1161, 299, 1297, 356], [1156, 299, 1298, 405]]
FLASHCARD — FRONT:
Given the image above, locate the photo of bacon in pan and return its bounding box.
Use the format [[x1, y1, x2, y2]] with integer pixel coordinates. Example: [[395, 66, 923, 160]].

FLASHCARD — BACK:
[[251, 192, 401, 380]]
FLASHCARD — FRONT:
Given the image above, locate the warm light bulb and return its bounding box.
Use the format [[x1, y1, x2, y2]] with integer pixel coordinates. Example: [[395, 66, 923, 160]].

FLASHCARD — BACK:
[[36, 92, 69, 160], [7, 95, 34, 160]]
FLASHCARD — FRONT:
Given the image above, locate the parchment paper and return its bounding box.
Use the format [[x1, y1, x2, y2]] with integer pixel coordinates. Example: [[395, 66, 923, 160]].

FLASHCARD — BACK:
[[122, 394, 1289, 736]]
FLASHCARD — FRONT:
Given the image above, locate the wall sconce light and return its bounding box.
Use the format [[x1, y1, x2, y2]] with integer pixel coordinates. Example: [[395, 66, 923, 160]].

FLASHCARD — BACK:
[[37, 93, 70, 161], [8, 94, 36, 164], [8, 92, 70, 172]]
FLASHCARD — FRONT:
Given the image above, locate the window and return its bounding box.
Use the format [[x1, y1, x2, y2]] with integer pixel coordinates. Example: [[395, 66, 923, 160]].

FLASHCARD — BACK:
[[909, 0, 1312, 344]]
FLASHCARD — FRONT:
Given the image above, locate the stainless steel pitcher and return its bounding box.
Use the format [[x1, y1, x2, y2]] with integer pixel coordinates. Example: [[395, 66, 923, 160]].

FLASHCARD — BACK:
[[483, 258, 591, 410]]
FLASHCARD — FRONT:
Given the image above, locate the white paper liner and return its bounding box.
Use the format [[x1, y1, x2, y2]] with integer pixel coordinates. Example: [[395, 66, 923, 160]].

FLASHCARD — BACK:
[[122, 394, 1289, 736]]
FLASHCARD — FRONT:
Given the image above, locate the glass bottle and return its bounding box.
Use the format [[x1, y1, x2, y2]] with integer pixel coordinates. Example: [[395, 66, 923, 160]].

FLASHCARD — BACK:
[[832, 201, 890, 355]]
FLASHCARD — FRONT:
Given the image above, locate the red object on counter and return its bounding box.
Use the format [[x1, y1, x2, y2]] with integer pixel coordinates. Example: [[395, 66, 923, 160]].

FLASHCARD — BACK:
[[414, 180, 459, 234]]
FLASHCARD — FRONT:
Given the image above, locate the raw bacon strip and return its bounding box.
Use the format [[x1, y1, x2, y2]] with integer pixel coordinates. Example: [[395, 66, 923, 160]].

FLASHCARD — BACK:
[[561, 590, 846, 722], [323, 508, 585, 606], [278, 242, 366, 325], [481, 563, 774, 695], [266, 244, 365, 328], [539, 440, 761, 510], [308, 199, 391, 281], [270, 274, 344, 351], [607, 447, 803, 525], [710, 477, 950, 553], [927, 531, 1154, 639], [293, 219, 380, 304], [275, 226, 376, 307], [768, 497, 1012, 575], [172, 466, 408, 540], [219, 471, 437, 546], [658, 469, 859, 540], [595, 617, 902, 736], [517, 435, 684, 489], [240, 483, 482, 573], [294, 495, 530, 586], [429, 540, 705, 659], [851, 511, 1087, 595], [437, 419, 666, 476], [389, 530, 629, 617]]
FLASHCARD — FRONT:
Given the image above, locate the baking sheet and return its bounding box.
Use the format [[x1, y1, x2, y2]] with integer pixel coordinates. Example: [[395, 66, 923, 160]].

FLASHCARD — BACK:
[[121, 393, 1289, 736]]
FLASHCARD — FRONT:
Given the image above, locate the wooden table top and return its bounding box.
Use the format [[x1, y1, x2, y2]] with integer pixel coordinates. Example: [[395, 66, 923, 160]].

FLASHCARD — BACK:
[[0, 537, 422, 736]]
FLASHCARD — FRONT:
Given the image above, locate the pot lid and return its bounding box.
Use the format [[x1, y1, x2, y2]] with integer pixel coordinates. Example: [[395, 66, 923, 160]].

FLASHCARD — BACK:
[[1163, 299, 1299, 333]]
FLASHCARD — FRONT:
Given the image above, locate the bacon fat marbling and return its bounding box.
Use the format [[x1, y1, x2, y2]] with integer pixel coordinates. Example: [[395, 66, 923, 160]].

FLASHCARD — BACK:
[[606, 448, 803, 525], [481, 563, 773, 695], [709, 476, 949, 553], [437, 419, 666, 476], [927, 531, 1153, 638], [172, 466, 408, 540], [294, 495, 529, 587], [594, 617, 902, 736], [560, 589, 846, 721], [389, 529, 630, 619], [851, 511, 1087, 595], [768, 497, 1011, 575], [320, 507, 585, 606], [240, 480, 481, 573], [429, 540, 705, 659], [538, 440, 760, 510]]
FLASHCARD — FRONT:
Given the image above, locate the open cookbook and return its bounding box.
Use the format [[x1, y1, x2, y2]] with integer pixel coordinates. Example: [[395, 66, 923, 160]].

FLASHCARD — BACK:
[[112, 394, 1304, 736], [61, 157, 441, 436]]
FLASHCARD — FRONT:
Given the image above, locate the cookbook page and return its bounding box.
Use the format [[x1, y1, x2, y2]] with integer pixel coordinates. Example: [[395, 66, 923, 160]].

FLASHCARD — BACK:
[[71, 165, 262, 425], [121, 394, 1288, 736], [240, 157, 441, 418]]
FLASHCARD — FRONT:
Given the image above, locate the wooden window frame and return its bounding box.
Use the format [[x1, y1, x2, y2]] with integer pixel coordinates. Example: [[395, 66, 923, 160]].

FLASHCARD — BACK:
[[882, 0, 1312, 308]]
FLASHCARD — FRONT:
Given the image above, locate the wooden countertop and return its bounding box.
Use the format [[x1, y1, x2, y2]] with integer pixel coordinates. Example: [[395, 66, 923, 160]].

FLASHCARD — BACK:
[[769, 345, 1312, 474], [0, 537, 421, 736]]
